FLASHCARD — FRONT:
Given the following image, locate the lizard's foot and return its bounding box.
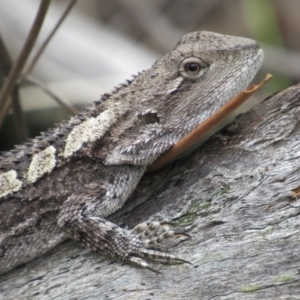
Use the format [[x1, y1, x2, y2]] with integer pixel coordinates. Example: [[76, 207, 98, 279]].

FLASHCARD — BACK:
[[59, 210, 190, 272], [131, 221, 190, 248], [125, 221, 191, 271]]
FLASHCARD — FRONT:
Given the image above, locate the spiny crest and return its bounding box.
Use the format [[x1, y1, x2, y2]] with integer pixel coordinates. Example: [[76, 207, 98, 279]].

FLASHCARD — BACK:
[[94, 75, 135, 107]]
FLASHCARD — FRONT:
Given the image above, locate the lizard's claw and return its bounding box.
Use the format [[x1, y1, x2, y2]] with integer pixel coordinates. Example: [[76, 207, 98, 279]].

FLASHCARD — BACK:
[[124, 221, 191, 271], [127, 248, 192, 272]]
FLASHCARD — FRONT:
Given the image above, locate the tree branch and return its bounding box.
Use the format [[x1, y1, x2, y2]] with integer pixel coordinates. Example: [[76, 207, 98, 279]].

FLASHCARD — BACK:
[[1, 84, 300, 299]]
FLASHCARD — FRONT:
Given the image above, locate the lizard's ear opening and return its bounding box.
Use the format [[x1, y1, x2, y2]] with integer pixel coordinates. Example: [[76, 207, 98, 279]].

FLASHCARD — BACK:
[[178, 57, 208, 80], [139, 112, 160, 125]]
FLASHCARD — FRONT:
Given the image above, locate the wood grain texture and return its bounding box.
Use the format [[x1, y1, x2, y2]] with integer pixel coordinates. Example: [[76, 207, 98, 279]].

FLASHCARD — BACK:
[[1, 84, 300, 299]]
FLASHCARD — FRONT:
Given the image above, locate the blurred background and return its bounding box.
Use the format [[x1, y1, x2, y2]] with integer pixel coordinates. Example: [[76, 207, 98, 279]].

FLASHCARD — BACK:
[[0, 0, 300, 151]]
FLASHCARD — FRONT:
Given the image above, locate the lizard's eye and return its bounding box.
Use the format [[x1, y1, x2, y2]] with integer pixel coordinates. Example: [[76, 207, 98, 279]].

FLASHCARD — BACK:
[[179, 57, 208, 79], [185, 62, 200, 74]]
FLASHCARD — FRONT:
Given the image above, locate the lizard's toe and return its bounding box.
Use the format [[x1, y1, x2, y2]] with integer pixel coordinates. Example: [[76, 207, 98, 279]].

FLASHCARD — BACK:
[[131, 221, 190, 248], [126, 248, 191, 272]]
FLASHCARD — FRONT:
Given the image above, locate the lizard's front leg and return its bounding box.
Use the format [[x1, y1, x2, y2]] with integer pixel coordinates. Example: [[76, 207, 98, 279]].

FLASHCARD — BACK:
[[57, 164, 186, 271]]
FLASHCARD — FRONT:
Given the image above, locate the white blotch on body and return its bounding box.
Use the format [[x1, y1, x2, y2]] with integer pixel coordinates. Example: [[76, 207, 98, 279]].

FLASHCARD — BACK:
[[0, 170, 22, 198], [63, 108, 118, 158], [27, 146, 56, 183]]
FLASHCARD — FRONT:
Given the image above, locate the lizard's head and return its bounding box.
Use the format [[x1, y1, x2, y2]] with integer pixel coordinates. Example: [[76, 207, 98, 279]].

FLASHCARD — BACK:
[[100, 31, 264, 165], [146, 31, 264, 132]]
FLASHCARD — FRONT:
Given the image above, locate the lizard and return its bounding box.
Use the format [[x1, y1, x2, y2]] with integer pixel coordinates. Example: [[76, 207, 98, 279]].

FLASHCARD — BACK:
[[0, 31, 264, 275]]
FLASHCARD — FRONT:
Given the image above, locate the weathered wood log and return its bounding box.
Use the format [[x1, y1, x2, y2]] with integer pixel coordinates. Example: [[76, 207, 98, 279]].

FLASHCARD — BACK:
[[1, 84, 300, 299]]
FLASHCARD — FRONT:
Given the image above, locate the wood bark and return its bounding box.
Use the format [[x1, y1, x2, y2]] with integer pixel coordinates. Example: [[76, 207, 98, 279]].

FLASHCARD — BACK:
[[1, 84, 300, 299]]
